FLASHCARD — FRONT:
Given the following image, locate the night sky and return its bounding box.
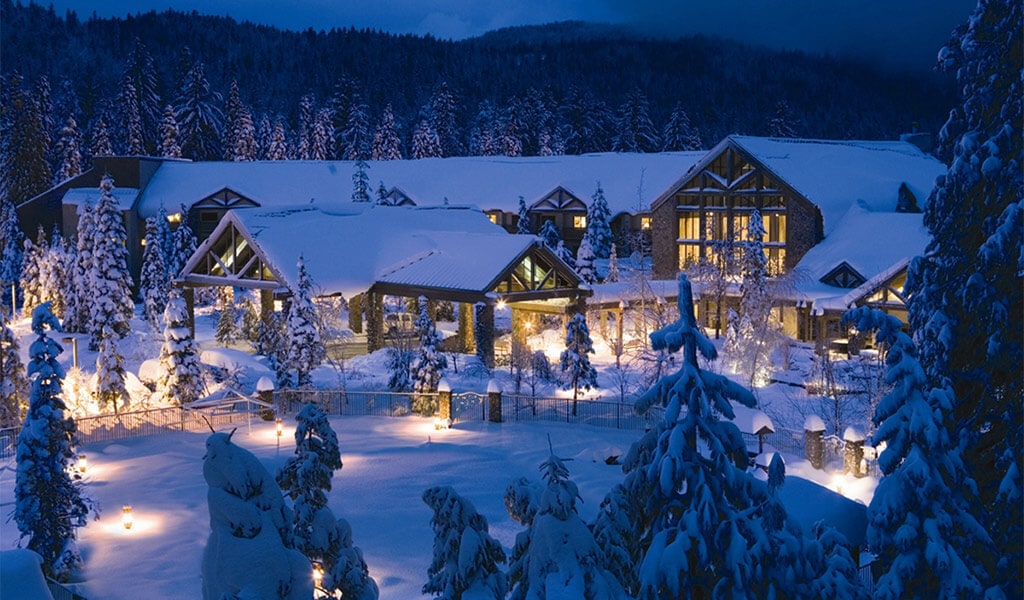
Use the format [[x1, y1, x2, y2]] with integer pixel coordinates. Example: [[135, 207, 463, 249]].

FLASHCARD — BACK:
[[40, 0, 978, 72]]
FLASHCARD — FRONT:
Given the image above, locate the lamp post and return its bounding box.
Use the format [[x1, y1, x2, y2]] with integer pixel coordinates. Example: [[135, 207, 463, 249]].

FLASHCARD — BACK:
[[275, 417, 283, 450], [77, 454, 87, 474], [62, 336, 78, 369], [122, 505, 133, 530]]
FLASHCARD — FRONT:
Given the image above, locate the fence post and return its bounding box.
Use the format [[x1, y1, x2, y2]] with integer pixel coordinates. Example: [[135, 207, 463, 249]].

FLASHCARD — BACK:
[[487, 379, 502, 423], [804, 415, 826, 470], [256, 376, 275, 420], [843, 426, 866, 477], [437, 379, 453, 426]]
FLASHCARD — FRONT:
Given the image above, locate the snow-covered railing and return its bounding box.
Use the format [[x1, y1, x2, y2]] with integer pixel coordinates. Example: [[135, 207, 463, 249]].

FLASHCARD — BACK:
[[73, 405, 254, 446], [0, 426, 16, 461]]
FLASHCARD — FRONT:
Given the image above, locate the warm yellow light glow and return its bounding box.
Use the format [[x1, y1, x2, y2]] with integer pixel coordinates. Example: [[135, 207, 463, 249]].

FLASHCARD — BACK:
[[524, 320, 532, 331], [495, 298, 507, 311], [276, 418, 283, 437], [167, 212, 182, 224], [312, 562, 324, 588], [78, 454, 87, 474], [122, 505, 133, 530]]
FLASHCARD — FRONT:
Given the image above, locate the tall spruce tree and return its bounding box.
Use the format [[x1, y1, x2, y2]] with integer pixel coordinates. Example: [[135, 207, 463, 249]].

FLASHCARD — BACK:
[[352, 160, 370, 202], [0, 198, 24, 309], [174, 60, 223, 161], [62, 200, 94, 333], [15, 303, 91, 581], [139, 217, 170, 331], [0, 316, 28, 426], [168, 205, 197, 278], [662, 102, 703, 151], [371, 104, 403, 160], [843, 306, 991, 598], [87, 175, 134, 351], [586, 183, 614, 259], [905, 2, 1022, 594], [410, 297, 447, 413], [559, 313, 597, 411], [516, 196, 532, 234], [2, 74, 52, 206], [575, 237, 597, 284], [159, 105, 182, 158], [284, 256, 325, 388], [633, 274, 768, 598], [612, 89, 659, 153], [19, 226, 48, 316], [158, 292, 203, 405], [118, 77, 145, 155], [411, 120, 442, 159], [427, 81, 462, 158], [95, 323, 128, 413], [55, 115, 82, 182], [41, 226, 70, 320], [737, 209, 775, 386]]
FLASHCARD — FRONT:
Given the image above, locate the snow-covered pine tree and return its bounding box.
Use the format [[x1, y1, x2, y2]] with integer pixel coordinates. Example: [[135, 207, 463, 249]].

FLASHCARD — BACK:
[[843, 306, 992, 598], [119, 77, 145, 155], [224, 81, 257, 161], [412, 120, 442, 159], [905, 3, 1022, 594], [428, 81, 462, 158], [555, 240, 575, 270], [605, 244, 620, 283], [767, 100, 798, 138], [586, 184, 614, 259], [559, 313, 597, 411], [2, 74, 52, 205], [516, 196, 531, 234], [158, 292, 203, 405], [56, 115, 82, 182], [295, 93, 315, 160], [168, 205, 197, 279], [325, 517, 379, 600], [370, 104, 402, 160], [266, 119, 288, 160], [352, 159, 370, 202], [0, 316, 28, 426], [174, 60, 223, 161], [214, 286, 238, 346], [89, 116, 113, 157], [139, 217, 170, 331], [310, 108, 332, 161], [284, 257, 325, 388], [375, 181, 390, 206], [612, 89, 659, 153], [341, 101, 371, 161], [0, 199, 24, 309], [737, 209, 775, 386], [19, 226, 48, 316], [122, 37, 162, 151], [804, 523, 867, 600], [276, 403, 343, 560], [723, 308, 740, 373], [508, 450, 626, 600], [159, 105, 182, 158], [386, 346, 413, 393], [155, 204, 174, 270], [62, 200, 93, 333], [590, 461, 652, 597], [15, 303, 91, 581], [410, 297, 447, 414], [575, 237, 597, 284], [95, 324, 128, 413], [633, 273, 769, 598], [257, 311, 290, 387], [661, 102, 703, 151], [537, 220, 561, 253], [422, 485, 507, 600], [87, 175, 134, 351], [40, 227, 70, 320], [201, 430, 311, 600]]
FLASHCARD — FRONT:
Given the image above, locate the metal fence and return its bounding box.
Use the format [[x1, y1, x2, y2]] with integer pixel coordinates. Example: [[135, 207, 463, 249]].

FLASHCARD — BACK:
[[496, 394, 663, 432]]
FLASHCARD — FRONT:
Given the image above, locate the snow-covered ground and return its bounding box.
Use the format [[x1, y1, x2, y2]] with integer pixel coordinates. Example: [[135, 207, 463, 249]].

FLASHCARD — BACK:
[[1, 300, 879, 598]]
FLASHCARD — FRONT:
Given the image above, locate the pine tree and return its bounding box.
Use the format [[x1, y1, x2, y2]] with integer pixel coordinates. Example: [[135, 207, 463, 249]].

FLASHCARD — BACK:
[[662, 102, 703, 151], [158, 292, 203, 405], [159, 105, 182, 158], [560, 313, 597, 411], [428, 81, 462, 158], [410, 298, 447, 413], [606, 245, 620, 283], [40, 226, 70, 320], [1, 74, 52, 205], [352, 159, 370, 202], [633, 274, 768, 598], [371, 104, 403, 160], [0, 316, 28, 427], [805, 523, 867, 600], [575, 237, 597, 284], [0, 199, 24, 307], [266, 119, 288, 160], [341, 100, 371, 160], [612, 89, 659, 153], [309, 108, 332, 161], [508, 450, 626, 600], [87, 175, 134, 351], [586, 183, 614, 259], [737, 210, 775, 387], [19, 226, 48, 316], [56, 115, 82, 181], [469, 100, 499, 157], [224, 80, 256, 161], [412, 120, 442, 159], [516, 196, 532, 234], [906, 3, 1022, 594], [767, 100, 798, 138], [89, 115, 113, 157], [95, 324, 128, 413], [122, 37, 163, 151], [538, 220, 561, 253], [119, 77, 145, 155], [285, 257, 325, 388], [139, 217, 170, 331], [62, 200, 93, 333], [15, 303, 91, 581], [174, 60, 223, 161], [168, 205, 197, 279], [214, 286, 238, 346], [843, 306, 991, 598], [422, 485, 507, 600]]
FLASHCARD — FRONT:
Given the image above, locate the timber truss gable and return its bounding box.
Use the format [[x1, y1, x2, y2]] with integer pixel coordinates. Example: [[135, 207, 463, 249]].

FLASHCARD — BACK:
[[530, 186, 587, 212], [178, 212, 282, 289]]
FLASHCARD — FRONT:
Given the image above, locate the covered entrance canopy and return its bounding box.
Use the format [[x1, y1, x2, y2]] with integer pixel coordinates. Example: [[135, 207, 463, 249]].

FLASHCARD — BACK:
[[176, 203, 589, 365]]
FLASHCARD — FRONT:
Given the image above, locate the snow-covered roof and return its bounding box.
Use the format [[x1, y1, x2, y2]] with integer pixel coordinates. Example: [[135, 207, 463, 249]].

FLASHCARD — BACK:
[[134, 152, 705, 220], [61, 187, 140, 211], [226, 203, 527, 298], [789, 205, 929, 308], [778, 476, 868, 547], [728, 135, 945, 234]]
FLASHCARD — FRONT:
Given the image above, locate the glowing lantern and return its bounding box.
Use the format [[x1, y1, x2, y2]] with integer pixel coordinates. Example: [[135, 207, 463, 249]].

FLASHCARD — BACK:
[[312, 562, 324, 588], [122, 505, 133, 530], [77, 454, 87, 474]]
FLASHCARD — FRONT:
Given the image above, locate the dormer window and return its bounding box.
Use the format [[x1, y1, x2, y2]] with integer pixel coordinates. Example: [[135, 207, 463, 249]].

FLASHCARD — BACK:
[[820, 262, 866, 288]]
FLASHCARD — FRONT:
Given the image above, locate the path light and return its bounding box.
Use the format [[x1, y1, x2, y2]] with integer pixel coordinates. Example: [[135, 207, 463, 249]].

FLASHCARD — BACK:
[[312, 561, 324, 590], [276, 418, 283, 449], [77, 454, 87, 474], [122, 505, 133, 530], [62, 336, 78, 369]]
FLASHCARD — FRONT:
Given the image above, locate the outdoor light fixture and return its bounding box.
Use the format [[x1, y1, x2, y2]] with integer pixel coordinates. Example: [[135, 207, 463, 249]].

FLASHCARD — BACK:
[[62, 337, 78, 369], [276, 418, 283, 450], [312, 561, 324, 589], [495, 298, 507, 310], [78, 454, 87, 474], [122, 505, 133, 530]]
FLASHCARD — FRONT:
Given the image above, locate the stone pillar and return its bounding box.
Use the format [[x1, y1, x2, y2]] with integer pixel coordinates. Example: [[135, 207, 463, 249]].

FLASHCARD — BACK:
[[256, 376, 275, 420], [487, 379, 502, 423], [804, 415, 826, 470], [365, 291, 383, 352], [436, 378, 452, 428], [348, 293, 363, 333], [474, 302, 495, 369], [458, 302, 474, 353], [843, 427, 865, 477]]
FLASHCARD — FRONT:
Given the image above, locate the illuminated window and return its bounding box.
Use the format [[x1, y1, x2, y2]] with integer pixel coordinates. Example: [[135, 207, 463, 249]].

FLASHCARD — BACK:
[[705, 211, 728, 241], [640, 217, 651, 230], [734, 212, 751, 240], [679, 244, 701, 269], [167, 212, 182, 224], [487, 214, 498, 224], [573, 215, 587, 229], [679, 211, 700, 240], [764, 212, 786, 243]]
